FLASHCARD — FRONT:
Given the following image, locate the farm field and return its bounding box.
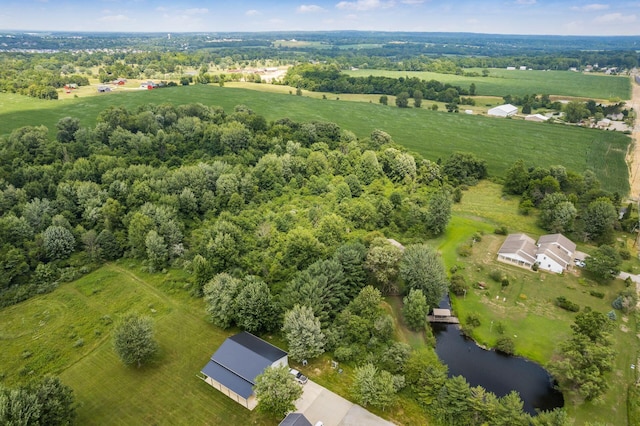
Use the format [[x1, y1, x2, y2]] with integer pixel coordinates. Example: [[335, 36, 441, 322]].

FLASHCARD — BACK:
[[434, 181, 639, 426], [0, 85, 631, 194], [0, 262, 275, 425], [344, 68, 631, 100]]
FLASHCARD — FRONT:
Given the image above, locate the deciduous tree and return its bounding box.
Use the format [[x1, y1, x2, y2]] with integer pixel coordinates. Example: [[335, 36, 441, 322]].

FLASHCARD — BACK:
[[254, 365, 302, 417], [402, 288, 429, 331], [282, 305, 325, 361], [112, 313, 158, 368], [399, 244, 448, 309], [203, 273, 242, 328], [352, 363, 396, 410]]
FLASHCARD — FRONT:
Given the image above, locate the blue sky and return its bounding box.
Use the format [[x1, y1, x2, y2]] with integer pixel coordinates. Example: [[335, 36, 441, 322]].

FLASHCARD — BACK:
[[1, 0, 639, 35]]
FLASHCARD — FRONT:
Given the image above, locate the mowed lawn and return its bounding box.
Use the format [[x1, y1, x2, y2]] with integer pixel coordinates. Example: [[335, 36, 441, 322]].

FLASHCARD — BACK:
[[0, 85, 630, 194], [344, 68, 631, 100], [433, 181, 639, 426], [0, 262, 274, 426]]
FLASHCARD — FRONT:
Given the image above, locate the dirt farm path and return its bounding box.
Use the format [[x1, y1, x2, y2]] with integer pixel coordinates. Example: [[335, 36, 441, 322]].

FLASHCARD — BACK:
[[625, 72, 640, 200]]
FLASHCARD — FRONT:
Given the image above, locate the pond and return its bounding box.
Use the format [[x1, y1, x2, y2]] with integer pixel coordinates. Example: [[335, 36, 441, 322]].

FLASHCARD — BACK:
[[432, 322, 564, 415]]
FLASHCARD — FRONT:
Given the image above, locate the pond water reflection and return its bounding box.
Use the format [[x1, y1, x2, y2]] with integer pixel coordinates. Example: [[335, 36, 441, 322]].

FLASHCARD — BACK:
[[433, 323, 564, 415]]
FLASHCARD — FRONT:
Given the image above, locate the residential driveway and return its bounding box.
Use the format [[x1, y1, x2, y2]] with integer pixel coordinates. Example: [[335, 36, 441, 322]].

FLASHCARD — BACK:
[[294, 380, 395, 426]]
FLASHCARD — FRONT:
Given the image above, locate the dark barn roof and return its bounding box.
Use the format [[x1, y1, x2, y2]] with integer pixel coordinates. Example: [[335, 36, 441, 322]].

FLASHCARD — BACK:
[[201, 332, 287, 399], [279, 413, 313, 426]]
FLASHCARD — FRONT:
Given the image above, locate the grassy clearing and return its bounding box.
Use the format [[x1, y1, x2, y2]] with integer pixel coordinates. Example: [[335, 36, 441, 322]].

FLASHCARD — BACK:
[[0, 262, 274, 426], [344, 68, 631, 100], [436, 181, 639, 426], [0, 85, 630, 194]]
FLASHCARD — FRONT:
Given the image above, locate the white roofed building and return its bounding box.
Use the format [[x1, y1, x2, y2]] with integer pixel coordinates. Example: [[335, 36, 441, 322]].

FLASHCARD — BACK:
[[488, 104, 518, 117]]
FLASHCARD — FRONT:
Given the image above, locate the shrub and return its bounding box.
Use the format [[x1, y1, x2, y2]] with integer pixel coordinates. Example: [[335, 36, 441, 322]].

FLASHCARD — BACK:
[[494, 225, 508, 235], [495, 337, 515, 355], [501, 277, 510, 288], [466, 313, 481, 328], [519, 199, 534, 215], [457, 243, 473, 257], [619, 248, 631, 260], [531, 262, 539, 272], [589, 290, 605, 299], [472, 232, 483, 242], [495, 322, 506, 334], [333, 345, 356, 362], [489, 269, 503, 282], [450, 274, 468, 296], [607, 310, 617, 320], [555, 296, 580, 312]]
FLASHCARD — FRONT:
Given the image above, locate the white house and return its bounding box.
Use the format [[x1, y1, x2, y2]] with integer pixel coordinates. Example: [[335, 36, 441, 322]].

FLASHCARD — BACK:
[[498, 233, 578, 274], [200, 332, 288, 410], [488, 104, 518, 118], [497, 233, 537, 269]]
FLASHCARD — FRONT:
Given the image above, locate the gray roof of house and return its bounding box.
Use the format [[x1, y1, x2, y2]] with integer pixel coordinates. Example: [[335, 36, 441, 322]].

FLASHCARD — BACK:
[[498, 234, 537, 263], [201, 332, 287, 399], [537, 243, 572, 268], [279, 413, 313, 426], [537, 233, 576, 254]]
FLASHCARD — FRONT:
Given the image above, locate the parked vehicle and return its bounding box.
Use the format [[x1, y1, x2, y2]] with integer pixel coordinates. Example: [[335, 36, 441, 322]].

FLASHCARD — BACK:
[[289, 368, 308, 385]]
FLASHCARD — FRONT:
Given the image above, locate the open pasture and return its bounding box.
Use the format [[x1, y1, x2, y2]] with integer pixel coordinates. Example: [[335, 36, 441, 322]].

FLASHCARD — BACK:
[[0, 84, 630, 194], [344, 68, 631, 100], [0, 262, 273, 425]]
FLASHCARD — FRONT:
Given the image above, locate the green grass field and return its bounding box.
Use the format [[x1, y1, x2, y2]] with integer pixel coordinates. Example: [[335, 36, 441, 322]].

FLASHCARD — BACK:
[[0, 85, 630, 194], [0, 262, 274, 426], [344, 68, 631, 100]]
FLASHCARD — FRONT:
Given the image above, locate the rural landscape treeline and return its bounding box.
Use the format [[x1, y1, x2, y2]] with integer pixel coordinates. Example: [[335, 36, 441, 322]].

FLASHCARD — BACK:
[[0, 31, 639, 425]]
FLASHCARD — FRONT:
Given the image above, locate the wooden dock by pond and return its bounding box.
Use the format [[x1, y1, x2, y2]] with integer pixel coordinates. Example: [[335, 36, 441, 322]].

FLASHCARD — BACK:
[[428, 308, 460, 324]]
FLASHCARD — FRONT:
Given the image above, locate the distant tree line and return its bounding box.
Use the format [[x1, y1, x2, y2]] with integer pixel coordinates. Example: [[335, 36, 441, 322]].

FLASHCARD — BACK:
[[283, 63, 473, 104]]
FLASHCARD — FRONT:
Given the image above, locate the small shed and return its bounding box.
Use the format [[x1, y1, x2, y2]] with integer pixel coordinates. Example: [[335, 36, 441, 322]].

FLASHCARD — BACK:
[[433, 308, 451, 318]]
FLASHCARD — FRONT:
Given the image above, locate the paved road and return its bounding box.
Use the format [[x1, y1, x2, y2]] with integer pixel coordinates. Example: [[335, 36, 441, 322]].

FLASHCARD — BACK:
[[294, 380, 395, 426]]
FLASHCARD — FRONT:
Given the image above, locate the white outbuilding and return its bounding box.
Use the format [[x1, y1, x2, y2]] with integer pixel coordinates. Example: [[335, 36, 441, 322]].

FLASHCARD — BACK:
[[488, 104, 518, 118]]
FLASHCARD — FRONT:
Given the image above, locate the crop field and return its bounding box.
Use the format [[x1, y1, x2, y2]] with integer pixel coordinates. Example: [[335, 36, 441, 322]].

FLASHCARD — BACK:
[[435, 181, 638, 426], [344, 68, 631, 100], [0, 84, 631, 194], [0, 262, 274, 426]]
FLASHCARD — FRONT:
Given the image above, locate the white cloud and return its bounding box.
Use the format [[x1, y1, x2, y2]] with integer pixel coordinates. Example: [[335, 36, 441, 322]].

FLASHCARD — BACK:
[[98, 14, 133, 23], [594, 12, 637, 22], [184, 8, 208, 15], [571, 4, 609, 11], [155, 6, 168, 13], [297, 4, 325, 13], [401, 0, 424, 4], [514, 0, 536, 4], [245, 9, 261, 16], [336, 0, 395, 11]]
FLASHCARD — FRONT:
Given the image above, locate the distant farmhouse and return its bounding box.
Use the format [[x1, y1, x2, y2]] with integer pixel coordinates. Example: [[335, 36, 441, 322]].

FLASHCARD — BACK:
[[488, 104, 518, 118], [200, 332, 288, 410], [497, 233, 585, 273]]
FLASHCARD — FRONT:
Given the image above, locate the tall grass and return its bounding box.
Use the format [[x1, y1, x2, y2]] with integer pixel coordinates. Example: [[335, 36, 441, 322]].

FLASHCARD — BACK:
[[0, 262, 274, 425]]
